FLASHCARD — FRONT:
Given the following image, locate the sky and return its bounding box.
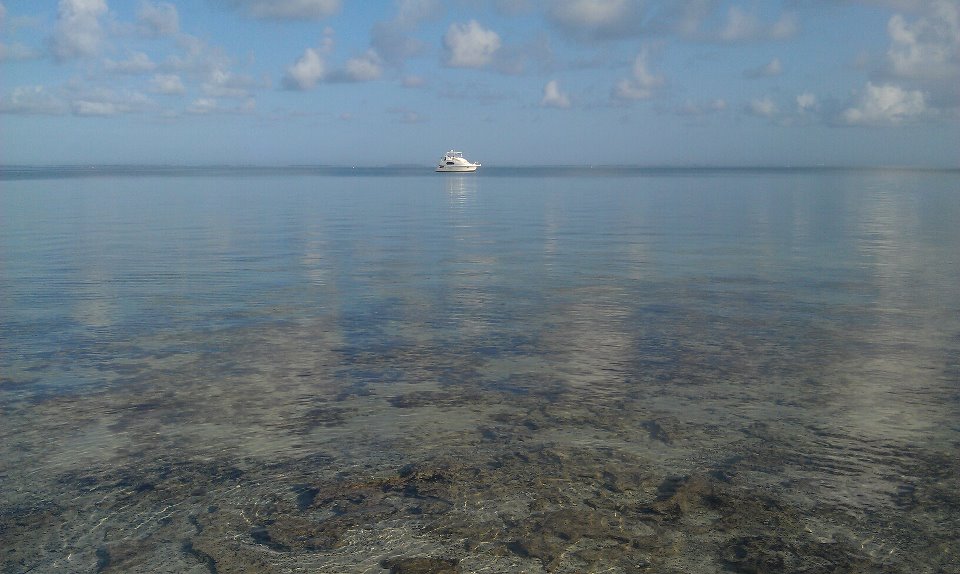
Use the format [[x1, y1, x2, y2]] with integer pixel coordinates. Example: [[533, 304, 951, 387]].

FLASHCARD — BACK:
[[1, 0, 958, 167]]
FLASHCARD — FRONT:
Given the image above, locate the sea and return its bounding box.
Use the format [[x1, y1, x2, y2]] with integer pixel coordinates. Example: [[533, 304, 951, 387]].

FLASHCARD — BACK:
[[1, 166, 958, 573]]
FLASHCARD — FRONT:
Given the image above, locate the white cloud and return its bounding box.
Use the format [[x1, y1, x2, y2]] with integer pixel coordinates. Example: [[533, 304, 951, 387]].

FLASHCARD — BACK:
[[402, 75, 425, 88], [186, 97, 256, 115], [540, 79, 571, 108], [104, 52, 156, 74], [284, 30, 380, 87], [71, 89, 154, 116], [886, 1, 959, 82], [0, 86, 67, 115], [342, 49, 383, 82], [187, 97, 218, 114], [149, 74, 185, 95], [747, 96, 778, 118], [717, 6, 797, 42], [613, 46, 665, 101], [137, 1, 178, 37], [744, 57, 782, 79], [73, 100, 119, 116], [443, 20, 501, 68], [165, 34, 218, 74], [49, 0, 108, 61], [842, 82, 926, 125], [796, 92, 817, 112], [283, 47, 326, 90], [203, 68, 259, 98], [230, 0, 340, 20], [163, 34, 263, 101]]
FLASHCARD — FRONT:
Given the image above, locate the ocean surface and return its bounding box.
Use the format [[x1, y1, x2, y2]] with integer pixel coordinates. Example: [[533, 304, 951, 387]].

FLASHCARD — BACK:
[[1, 166, 958, 573]]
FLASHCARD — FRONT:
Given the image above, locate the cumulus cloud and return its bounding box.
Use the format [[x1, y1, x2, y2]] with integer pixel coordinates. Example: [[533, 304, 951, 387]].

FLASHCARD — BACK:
[[747, 96, 778, 118], [165, 34, 219, 74], [149, 74, 185, 95], [184, 97, 254, 115], [443, 20, 501, 68], [203, 68, 260, 98], [187, 97, 218, 114], [0, 86, 67, 115], [796, 92, 817, 112], [341, 49, 383, 82], [284, 26, 384, 87], [73, 100, 120, 116], [283, 47, 326, 89], [229, 0, 340, 20], [885, 1, 959, 83], [613, 47, 665, 101], [70, 89, 154, 116], [842, 82, 926, 125], [164, 34, 263, 98], [540, 79, 571, 108], [137, 1, 178, 37], [744, 57, 782, 79], [49, 0, 108, 61]]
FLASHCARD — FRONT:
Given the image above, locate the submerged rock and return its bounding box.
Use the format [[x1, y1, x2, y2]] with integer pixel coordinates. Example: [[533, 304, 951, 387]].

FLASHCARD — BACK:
[[380, 556, 461, 573]]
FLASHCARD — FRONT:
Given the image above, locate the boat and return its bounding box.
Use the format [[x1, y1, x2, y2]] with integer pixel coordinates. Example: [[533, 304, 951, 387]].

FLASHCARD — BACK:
[[435, 150, 481, 172]]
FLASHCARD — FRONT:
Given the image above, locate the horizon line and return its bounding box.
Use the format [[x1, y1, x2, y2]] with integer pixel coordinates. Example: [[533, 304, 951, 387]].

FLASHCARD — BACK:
[[2, 163, 958, 171]]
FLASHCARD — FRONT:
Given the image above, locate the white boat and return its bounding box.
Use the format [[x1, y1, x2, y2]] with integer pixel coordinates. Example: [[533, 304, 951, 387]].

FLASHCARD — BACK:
[[436, 150, 481, 172]]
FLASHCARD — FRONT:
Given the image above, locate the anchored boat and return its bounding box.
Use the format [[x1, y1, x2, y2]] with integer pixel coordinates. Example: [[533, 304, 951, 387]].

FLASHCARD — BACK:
[[436, 150, 481, 172]]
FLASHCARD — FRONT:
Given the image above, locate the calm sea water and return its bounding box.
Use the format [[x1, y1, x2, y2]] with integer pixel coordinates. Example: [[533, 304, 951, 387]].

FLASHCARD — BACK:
[[2, 167, 958, 573]]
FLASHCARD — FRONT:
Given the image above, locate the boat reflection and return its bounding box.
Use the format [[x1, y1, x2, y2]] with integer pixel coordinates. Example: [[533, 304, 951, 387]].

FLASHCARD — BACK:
[[444, 173, 478, 199]]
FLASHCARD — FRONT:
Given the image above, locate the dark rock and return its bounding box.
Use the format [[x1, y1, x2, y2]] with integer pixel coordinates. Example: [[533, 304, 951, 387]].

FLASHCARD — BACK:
[[641, 420, 671, 444], [721, 536, 787, 573], [95, 546, 111, 573], [294, 485, 320, 510], [380, 556, 461, 573], [182, 539, 218, 574]]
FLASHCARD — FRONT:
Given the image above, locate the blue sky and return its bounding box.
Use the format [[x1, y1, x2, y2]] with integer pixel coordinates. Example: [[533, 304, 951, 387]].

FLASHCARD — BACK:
[[1, 0, 958, 167]]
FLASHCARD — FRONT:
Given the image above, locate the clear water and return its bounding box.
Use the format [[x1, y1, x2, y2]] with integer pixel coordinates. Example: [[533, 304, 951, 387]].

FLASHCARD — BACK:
[[1, 167, 958, 573]]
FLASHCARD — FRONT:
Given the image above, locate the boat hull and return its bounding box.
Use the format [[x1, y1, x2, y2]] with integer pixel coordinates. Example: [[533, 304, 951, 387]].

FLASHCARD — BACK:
[[435, 165, 479, 172]]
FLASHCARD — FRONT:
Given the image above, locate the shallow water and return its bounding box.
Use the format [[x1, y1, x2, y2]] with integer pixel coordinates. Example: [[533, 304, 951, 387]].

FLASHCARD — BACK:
[[2, 167, 959, 573]]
